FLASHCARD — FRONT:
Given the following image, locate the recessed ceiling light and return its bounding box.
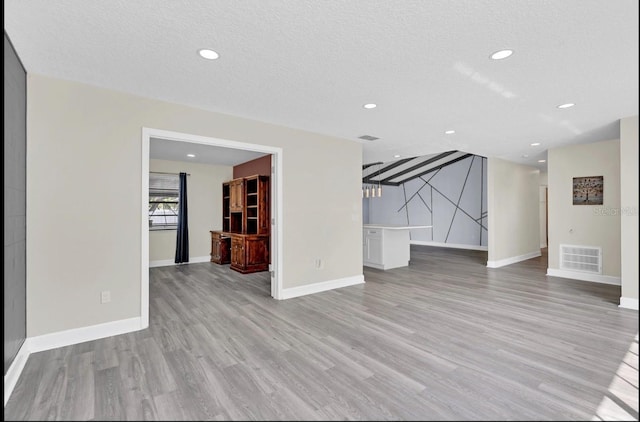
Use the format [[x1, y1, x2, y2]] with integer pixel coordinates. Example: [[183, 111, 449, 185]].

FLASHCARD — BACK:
[[521, 154, 529, 158], [490, 49, 513, 60], [538, 159, 546, 163], [187, 154, 196, 158], [198, 49, 219, 60], [358, 135, 379, 141], [445, 130, 455, 135], [530, 142, 541, 147], [393, 154, 401, 158], [557, 103, 574, 109], [363, 103, 377, 109]]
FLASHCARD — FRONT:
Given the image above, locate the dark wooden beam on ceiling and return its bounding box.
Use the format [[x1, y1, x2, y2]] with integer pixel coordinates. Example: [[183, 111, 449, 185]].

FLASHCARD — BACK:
[[394, 153, 473, 185], [362, 161, 384, 170], [378, 150, 457, 184], [372, 180, 402, 186], [363, 157, 415, 183]]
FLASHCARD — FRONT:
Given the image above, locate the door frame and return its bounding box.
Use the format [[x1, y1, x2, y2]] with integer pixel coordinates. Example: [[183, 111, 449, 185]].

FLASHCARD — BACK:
[[141, 128, 284, 329]]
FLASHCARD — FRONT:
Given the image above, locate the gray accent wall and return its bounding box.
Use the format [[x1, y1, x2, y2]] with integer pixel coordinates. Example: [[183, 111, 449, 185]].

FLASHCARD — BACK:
[[365, 155, 488, 247], [4, 32, 27, 375]]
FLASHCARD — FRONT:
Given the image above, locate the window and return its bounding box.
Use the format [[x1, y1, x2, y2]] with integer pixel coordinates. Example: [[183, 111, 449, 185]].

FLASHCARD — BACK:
[[149, 172, 179, 230]]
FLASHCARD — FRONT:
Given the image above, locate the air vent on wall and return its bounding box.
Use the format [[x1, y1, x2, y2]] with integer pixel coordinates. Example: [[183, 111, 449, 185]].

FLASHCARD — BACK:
[[560, 244, 602, 274], [358, 135, 379, 141]]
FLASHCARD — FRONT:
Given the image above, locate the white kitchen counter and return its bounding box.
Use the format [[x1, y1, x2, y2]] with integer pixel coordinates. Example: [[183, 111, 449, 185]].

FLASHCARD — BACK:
[[363, 224, 432, 230], [363, 225, 432, 270]]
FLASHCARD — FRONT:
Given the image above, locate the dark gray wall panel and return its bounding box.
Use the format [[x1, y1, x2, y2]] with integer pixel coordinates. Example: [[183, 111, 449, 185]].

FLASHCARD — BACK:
[[4, 32, 27, 375]]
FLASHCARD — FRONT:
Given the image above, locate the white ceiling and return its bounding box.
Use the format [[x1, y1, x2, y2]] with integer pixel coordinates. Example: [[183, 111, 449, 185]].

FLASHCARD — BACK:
[[150, 138, 267, 166], [5, 1, 638, 170]]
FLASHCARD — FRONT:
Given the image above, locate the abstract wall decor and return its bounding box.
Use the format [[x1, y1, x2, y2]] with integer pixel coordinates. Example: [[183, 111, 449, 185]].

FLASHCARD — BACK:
[[364, 154, 488, 247], [573, 176, 603, 205]]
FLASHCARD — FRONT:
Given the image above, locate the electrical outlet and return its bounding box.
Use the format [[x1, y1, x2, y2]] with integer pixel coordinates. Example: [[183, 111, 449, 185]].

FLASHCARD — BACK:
[[100, 291, 111, 304]]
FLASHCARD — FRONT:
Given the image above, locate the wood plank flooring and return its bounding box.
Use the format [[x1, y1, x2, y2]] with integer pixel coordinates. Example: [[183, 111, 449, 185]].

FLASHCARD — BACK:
[[5, 246, 639, 420]]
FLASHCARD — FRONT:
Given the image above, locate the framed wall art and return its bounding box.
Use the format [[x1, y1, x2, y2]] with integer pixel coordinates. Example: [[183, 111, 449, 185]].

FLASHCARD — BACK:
[[573, 176, 603, 205]]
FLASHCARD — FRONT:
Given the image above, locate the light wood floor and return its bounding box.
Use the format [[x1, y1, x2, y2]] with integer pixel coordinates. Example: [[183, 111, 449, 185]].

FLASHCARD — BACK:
[[5, 246, 639, 420]]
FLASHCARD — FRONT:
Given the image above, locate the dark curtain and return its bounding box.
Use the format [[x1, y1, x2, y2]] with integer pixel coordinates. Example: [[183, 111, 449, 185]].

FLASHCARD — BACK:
[[175, 172, 189, 263]]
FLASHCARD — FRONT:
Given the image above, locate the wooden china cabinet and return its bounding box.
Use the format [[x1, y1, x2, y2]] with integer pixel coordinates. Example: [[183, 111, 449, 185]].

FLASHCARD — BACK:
[[228, 178, 244, 213], [210, 174, 269, 273]]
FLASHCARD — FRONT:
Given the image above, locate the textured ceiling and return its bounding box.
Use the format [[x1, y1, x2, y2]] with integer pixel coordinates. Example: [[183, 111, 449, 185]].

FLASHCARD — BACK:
[[5, 0, 639, 169], [150, 138, 267, 166]]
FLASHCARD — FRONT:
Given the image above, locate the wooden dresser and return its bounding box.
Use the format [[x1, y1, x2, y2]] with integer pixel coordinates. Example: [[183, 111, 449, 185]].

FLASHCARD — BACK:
[[209, 231, 230, 264], [230, 233, 269, 274]]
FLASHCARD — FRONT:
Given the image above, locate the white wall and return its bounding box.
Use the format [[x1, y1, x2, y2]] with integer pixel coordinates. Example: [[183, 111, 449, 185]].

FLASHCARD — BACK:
[[487, 158, 540, 267], [539, 172, 548, 248], [366, 155, 488, 249], [620, 116, 638, 307], [149, 159, 232, 264], [547, 139, 621, 280], [26, 74, 363, 337]]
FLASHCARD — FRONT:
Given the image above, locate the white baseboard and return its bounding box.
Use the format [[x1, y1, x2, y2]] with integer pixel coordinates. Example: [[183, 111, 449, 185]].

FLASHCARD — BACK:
[[4, 341, 30, 406], [4, 316, 143, 407], [364, 261, 409, 270], [619, 297, 639, 310], [149, 255, 211, 268], [150, 259, 176, 268], [411, 240, 488, 251], [546, 268, 621, 286], [487, 250, 541, 268], [29, 317, 143, 353], [280, 275, 365, 300]]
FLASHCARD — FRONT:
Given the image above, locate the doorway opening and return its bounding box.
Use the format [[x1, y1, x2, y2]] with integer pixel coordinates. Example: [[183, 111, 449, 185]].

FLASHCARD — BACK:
[[140, 128, 283, 329]]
